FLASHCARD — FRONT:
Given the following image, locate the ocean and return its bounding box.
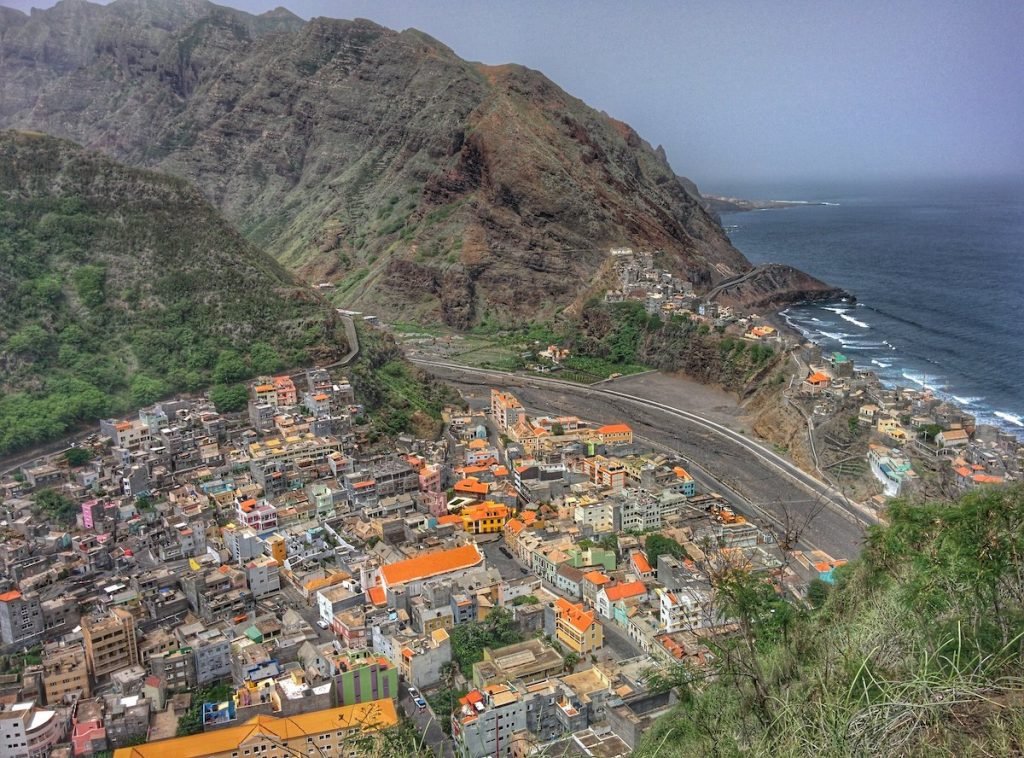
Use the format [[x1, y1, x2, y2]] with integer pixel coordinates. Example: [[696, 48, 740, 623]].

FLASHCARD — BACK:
[[714, 178, 1024, 437]]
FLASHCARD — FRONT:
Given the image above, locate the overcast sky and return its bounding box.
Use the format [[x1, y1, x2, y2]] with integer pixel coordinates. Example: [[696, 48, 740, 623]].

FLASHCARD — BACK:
[[3, 0, 1023, 186]]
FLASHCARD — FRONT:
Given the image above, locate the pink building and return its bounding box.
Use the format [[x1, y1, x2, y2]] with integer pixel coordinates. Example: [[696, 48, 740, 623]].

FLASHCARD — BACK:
[[72, 719, 107, 756], [273, 376, 297, 407], [236, 498, 278, 531], [418, 465, 442, 493]]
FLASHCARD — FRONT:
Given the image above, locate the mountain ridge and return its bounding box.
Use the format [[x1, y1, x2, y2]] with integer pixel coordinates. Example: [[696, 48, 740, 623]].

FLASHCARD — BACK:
[[0, 0, 844, 327]]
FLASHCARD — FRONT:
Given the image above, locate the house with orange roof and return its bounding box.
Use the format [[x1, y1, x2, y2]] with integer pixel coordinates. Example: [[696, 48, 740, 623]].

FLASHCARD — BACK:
[[551, 598, 603, 654], [672, 466, 697, 497], [629, 551, 654, 580], [490, 389, 524, 432], [418, 464, 442, 494], [436, 514, 464, 528], [460, 501, 510, 534], [111, 699, 397, 758], [252, 381, 277, 406], [801, 371, 831, 395], [595, 581, 647, 620], [580, 571, 612, 607], [744, 324, 776, 340], [453, 476, 490, 502], [595, 423, 633, 446], [377, 544, 484, 594], [273, 375, 297, 407]]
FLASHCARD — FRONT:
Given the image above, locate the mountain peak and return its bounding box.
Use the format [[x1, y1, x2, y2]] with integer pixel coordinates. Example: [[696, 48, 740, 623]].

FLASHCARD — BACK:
[[0, 5, 817, 327]]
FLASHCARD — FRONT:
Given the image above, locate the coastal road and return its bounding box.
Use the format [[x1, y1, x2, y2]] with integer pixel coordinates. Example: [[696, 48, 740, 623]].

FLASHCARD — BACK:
[[413, 359, 873, 559]]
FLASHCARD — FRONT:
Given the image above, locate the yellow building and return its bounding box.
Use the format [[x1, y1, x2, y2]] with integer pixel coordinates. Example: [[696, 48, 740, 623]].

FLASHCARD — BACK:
[[553, 598, 603, 655], [265, 533, 287, 565], [877, 417, 907, 442], [460, 501, 510, 534], [42, 644, 91, 702], [113, 699, 398, 758], [595, 423, 633, 446], [82, 607, 139, 680]]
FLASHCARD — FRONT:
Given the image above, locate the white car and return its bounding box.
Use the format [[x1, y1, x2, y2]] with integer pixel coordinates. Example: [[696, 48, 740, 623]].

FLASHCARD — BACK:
[[316, 620, 329, 630]]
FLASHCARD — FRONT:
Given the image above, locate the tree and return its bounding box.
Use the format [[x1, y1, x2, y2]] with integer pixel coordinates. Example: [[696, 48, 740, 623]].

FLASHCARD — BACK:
[[449, 608, 522, 675], [551, 422, 565, 436], [597, 533, 620, 555], [645, 533, 684, 566], [212, 349, 247, 384], [562, 651, 580, 673], [65, 447, 92, 467], [249, 342, 284, 374], [209, 383, 248, 413], [806, 578, 831, 608], [34, 488, 78, 525], [130, 374, 167, 406]]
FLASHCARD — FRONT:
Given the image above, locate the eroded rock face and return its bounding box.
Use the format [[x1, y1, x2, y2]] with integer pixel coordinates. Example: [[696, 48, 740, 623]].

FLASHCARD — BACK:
[[711, 264, 851, 311], [0, 1, 834, 326]]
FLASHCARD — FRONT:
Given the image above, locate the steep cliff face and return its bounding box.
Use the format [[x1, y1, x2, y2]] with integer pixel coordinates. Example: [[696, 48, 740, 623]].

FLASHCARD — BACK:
[[0, 0, 831, 326]]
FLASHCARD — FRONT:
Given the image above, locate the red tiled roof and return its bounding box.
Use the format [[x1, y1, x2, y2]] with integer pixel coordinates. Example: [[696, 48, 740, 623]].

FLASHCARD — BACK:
[[631, 552, 652, 574], [379, 544, 483, 587], [603, 581, 646, 601]]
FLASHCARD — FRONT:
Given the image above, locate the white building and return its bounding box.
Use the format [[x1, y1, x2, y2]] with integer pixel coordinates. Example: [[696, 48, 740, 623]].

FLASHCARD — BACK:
[[0, 702, 63, 758], [657, 586, 711, 633], [245, 557, 281, 598]]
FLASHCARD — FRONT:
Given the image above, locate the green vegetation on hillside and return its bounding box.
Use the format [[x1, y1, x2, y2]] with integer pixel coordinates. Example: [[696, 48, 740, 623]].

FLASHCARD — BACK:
[[461, 301, 777, 390], [571, 301, 777, 392], [0, 132, 347, 455], [349, 323, 459, 440], [637, 485, 1024, 757]]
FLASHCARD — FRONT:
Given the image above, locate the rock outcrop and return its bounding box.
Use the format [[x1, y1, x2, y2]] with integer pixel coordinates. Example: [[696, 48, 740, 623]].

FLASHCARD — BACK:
[[709, 264, 850, 311]]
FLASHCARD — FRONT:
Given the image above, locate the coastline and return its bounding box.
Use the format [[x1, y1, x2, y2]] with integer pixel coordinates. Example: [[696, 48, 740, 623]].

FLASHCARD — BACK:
[[766, 299, 1018, 443]]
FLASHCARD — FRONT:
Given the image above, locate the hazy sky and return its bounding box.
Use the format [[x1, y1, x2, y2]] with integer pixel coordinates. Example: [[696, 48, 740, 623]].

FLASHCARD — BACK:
[[3, 0, 1023, 186]]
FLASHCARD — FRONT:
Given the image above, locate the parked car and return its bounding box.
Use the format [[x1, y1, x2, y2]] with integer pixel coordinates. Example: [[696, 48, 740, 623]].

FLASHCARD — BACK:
[[316, 620, 329, 630], [414, 696, 428, 711], [407, 686, 420, 699]]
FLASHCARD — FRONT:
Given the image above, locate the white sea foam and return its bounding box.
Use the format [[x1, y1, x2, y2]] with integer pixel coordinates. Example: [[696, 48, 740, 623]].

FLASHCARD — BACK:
[[818, 330, 850, 341], [839, 313, 870, 328], [822, 306, 848, 314], [901, 372, 944, 391], [994, 411, 1024, 427], [951, 395, 984, 406], [870, 359, 892, 369], [821, 202, 841, 206]]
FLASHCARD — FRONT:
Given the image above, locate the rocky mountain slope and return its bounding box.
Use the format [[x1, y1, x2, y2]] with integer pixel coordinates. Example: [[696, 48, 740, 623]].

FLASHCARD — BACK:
[[0, 129, 347, 455], [0, 0, 841, 327]]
